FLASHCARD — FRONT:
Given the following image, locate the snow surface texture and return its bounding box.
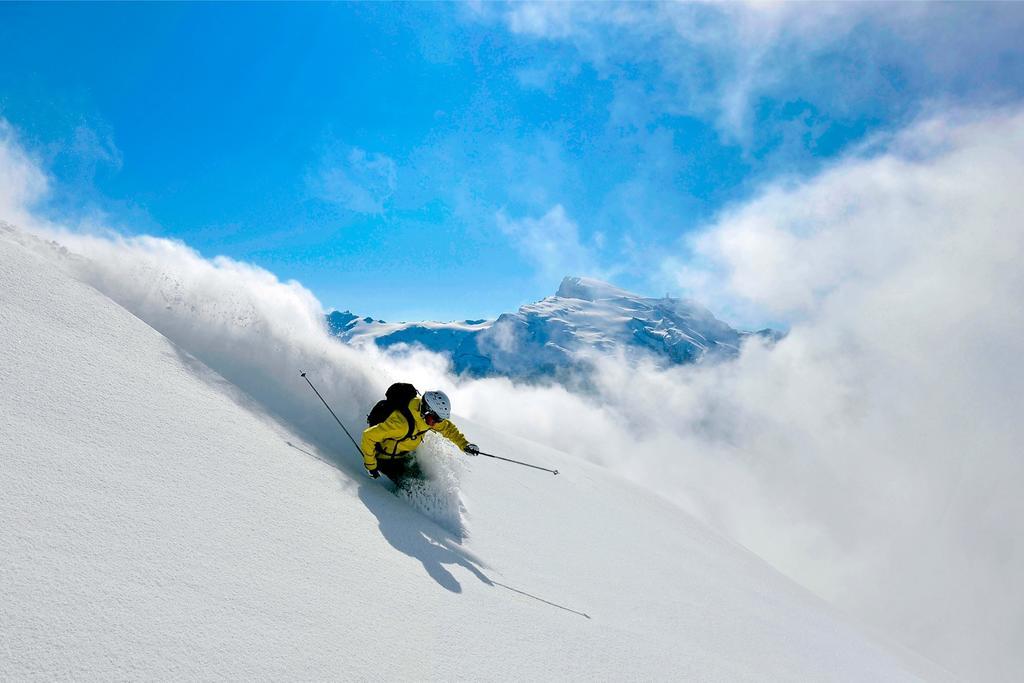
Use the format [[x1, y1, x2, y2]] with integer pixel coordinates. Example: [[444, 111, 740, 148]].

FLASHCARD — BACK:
[[393, 433, 468, 535], [328, 276, 779, 380], [0, 226, 943, 679]]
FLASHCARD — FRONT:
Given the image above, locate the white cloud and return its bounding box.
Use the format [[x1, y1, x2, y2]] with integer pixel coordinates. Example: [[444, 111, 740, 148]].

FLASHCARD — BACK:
[[505, 2, 577, 40], [312, 147, 397, 215], [673, 109, 1024, 323], [495, 204, 602, 283], [499, 2, 855, 139], [497, 2, 1024, 145]]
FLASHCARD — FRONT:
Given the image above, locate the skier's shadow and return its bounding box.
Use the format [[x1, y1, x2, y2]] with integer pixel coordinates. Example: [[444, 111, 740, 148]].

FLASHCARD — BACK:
[[357, 483, 492, 594]]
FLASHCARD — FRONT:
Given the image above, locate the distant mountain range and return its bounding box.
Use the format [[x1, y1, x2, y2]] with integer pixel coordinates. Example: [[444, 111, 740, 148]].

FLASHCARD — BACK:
[[328, 276, 780, 380]]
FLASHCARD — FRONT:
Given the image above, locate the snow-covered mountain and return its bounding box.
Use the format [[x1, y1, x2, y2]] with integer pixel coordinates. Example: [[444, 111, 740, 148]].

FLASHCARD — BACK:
[[329, 276, 780, 379], [1, 226, 943, 680]]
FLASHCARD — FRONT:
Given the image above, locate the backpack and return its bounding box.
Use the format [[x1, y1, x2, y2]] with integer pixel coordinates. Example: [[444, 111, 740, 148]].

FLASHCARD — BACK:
[[366, 382, 418, 441]]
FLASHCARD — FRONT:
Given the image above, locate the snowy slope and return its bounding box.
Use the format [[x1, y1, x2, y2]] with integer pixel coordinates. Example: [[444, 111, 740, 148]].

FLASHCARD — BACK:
[[329, 276, 779, 379], [1, 227, 943, 680]]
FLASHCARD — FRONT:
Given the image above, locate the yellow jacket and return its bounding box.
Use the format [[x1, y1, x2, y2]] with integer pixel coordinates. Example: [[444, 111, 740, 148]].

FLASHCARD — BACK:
[[360, 396, 469, 470]]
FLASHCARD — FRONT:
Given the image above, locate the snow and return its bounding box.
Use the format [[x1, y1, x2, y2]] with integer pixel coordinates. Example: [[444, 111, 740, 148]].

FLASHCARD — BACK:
[[555, 275, 638, 301], [1, 226, 944, 680], [330, 275, 774, 379]]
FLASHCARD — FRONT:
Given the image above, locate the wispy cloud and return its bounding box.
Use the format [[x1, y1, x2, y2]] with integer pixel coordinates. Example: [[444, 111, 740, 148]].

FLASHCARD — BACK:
[[310, 147, 397, 215], [495, 2, 1024, 147], [495, 204, 603, 283]]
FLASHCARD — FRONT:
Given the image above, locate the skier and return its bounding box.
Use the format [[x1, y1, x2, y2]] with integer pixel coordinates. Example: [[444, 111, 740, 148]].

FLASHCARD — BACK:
[[361, 388, 479, 485]]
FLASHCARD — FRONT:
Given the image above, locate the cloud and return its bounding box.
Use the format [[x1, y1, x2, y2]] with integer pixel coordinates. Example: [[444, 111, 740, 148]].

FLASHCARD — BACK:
[[670, 109, 1024, 325], [504, 1, 590, 40], [311, 147, 397, 215], [496, 2, 1024, 146], [499, 1, 847, 139], [495, 204, 603, 283]]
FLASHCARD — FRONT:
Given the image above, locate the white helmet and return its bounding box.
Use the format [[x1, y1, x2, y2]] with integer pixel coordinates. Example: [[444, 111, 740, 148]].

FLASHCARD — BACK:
[[422, 390, 452, 421]]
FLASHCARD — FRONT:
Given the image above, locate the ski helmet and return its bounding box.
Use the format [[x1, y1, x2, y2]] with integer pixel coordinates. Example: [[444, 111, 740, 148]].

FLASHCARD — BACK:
[[422, 390, 452, 421]]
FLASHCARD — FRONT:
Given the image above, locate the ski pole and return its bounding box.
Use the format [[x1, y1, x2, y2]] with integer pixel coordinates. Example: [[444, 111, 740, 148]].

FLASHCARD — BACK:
[[477, 451, 558, 475], [300, 371, 361, 455]]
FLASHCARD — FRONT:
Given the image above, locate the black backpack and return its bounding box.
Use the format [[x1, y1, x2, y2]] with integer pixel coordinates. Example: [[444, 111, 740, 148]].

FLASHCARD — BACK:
[[366, 382, 418, 441]]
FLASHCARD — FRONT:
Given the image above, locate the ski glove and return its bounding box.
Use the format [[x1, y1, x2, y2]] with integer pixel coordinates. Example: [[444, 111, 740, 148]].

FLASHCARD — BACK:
[[464, 443, 480, 456], [366, 467, 380, 479]]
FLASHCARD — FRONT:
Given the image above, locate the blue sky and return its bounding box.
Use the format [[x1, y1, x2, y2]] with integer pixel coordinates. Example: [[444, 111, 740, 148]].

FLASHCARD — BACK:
[[2, 2, 1023, 323]]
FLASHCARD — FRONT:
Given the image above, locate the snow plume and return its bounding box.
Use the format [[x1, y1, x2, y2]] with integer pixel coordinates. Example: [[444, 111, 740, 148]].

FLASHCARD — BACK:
[[33, 230, 470, 534], [3, 110, 1024, 676], [46, 233, 360, 440], [0, 121, 49, 227]]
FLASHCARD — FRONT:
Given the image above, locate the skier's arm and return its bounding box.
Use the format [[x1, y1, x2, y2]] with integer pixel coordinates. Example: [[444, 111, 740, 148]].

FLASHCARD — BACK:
[[360, 412, 408, 470], [435, 419, 469, 452]]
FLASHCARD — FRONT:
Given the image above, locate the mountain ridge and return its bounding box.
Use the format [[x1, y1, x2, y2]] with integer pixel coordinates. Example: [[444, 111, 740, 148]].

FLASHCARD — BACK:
[[328, 275, 781, 379]]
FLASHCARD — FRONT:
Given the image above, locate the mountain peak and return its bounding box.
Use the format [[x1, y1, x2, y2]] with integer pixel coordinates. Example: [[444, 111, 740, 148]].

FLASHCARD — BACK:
[[331, 274, 777, 377], [556, 276, 635, 302]]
